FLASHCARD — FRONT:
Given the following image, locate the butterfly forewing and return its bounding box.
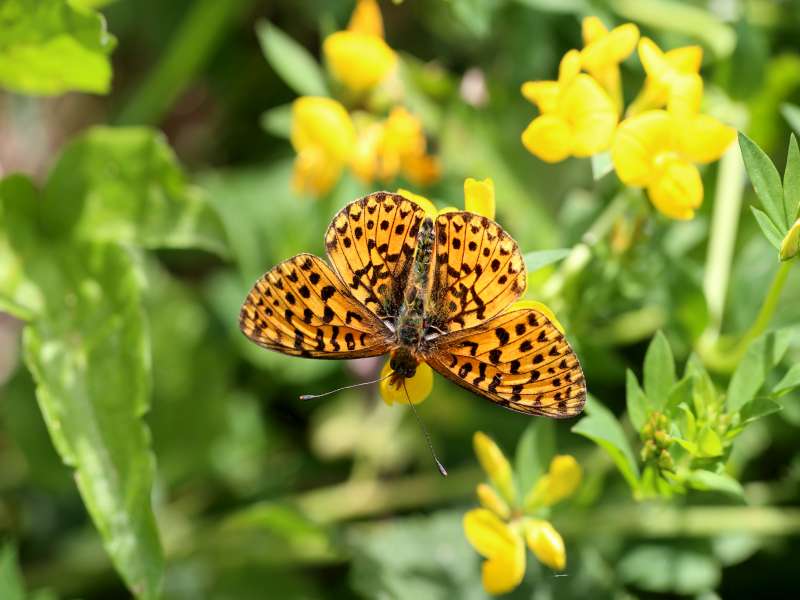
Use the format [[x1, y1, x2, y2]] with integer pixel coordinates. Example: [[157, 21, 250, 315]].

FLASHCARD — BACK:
[[240, 253, 393, 358], [428, 211, 527, 333], [325, 192, 426, 321], [424, 307, 586, 417]]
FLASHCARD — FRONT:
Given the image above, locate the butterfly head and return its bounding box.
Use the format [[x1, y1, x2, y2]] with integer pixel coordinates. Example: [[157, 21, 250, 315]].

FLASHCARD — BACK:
[[388, 347, 419, 385]]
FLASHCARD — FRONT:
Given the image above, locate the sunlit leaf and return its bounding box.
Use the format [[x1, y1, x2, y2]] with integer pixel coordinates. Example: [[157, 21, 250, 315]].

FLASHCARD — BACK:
[[522, 248, 570, 272], [739, 132, 789, 231], [688, 470, 744, 498], [256, 20, 328, 96], [625, 370, 648, 431], [260, 103, 293, 139], [750, 206, 784, 250], [782, 103, 800, 136], [783, 134, 800, 223], [643, 331, 676, 409], [773, 364, 800, 397], [0, 0, 116, 95]]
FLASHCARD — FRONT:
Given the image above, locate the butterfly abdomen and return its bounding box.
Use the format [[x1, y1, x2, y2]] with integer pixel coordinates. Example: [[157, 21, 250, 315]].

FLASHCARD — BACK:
[[396, 217, 435, 349]]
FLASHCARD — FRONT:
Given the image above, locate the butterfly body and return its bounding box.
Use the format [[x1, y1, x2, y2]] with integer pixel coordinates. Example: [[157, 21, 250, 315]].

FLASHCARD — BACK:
[[240, 191, 586, 418]]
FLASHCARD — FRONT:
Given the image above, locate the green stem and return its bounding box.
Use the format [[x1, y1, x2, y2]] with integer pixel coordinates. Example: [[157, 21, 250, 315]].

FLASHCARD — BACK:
[[732, 259, 793, 355], [115, 0, 252, 125]]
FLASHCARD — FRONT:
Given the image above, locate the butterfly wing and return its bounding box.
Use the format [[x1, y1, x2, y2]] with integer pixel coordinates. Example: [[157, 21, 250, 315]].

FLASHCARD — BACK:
[[325, 192, 426, 323], [424, 306, 586, 417], [427, 211, 526, 334], [240, 253, 393, 358]]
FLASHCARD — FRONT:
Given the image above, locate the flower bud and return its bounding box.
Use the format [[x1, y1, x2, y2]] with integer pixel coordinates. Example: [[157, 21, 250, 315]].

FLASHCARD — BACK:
[[473, 432, 516, 504]]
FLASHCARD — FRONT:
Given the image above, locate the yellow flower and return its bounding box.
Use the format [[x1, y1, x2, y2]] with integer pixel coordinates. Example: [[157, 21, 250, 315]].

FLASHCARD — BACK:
[[463, 509, 526, 595], [323, 0, 397, 93], [525, 455, 582, 509], [290, 97, 356, 196], [611, 110, 735, 219], [464, 177, 495, 220], [580, 17, 639, 112], [627, 37, 704, 117], [781, 218, 800, 261], [521, 50, 617, 163], [379, 359, 433, 406], [473, 431, 516, 504], [350, 107, 439, 185], [524, 519, 566, 570], [464, 433, 579, 594], [396, 187, 438, 217]]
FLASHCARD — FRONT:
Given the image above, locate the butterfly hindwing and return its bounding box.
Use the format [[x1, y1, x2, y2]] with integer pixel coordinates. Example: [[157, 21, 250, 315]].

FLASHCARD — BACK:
[[240, 253, 393, 358], [325, 192, 426, 322], [428, 211, 527, 333], [424, 307, 586, 417]]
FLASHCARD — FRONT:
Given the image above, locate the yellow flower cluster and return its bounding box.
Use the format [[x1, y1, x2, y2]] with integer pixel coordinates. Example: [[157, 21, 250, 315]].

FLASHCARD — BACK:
[[521, 17, 735, 220], [464, 432, 582, 595], [290, 0, 439, 197]]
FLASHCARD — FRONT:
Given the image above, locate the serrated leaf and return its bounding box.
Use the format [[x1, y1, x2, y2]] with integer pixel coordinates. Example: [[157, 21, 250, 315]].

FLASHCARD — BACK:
[[41, 127, 228, 256], [688, 470, 744, 498], [773, 364, 800, 397], [0, 0, 116, 95], [783, 134, 800, 222], [739, 132, 788, 231], [522, 248, 570, 272], [626, 369, 648, 430], [256, 20, 327, 97], [751, 206, 784, 250], [260, 103, 292, 139], [514, 420, 554, 496], [727, 329, 793, 412], [572, 396, 639, 490], [644, 331, 676, 409], [782, 103, 800, 136]]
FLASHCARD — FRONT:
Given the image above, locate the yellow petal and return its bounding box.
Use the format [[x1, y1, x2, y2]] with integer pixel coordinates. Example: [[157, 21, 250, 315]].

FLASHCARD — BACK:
[[646, 157, 703, 220], [383, 106, 426, 158], [291, 97, 356, 161], [350, 121, 384, 182], [507, 300, 564, 334], [558, 49, 582, 85], [581, 16, 608, 45], [348, 0, 384, 38], [397, 187, 438, 217], [438, 206, 459, 214], [521, 80, 560, 113], [676, 114, 736, 164], [666, 72, 703, 116], [464, 509, 526, 595], [638, 37, 670, 83], [477, 483, 511, 520], [521, 115, 572, 163], [525, 455, 582, 508], [611, 110, 674, 186], [665, 45, 703, 73], [292, 147, 343, 197], [562, 74, 618, 156], [379, 360, 433, 406], [402, 153, 441, 186], [581, 23, 639, 73], [323, 31, 397, 92], [780, 218, 800, 261], [473, 432, 516, 504], [524, 519, 566, 571], [464, 177, 495, 219]]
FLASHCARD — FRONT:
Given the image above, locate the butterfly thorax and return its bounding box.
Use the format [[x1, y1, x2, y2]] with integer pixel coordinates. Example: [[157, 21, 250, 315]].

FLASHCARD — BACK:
[[395, 217, 436, 351]]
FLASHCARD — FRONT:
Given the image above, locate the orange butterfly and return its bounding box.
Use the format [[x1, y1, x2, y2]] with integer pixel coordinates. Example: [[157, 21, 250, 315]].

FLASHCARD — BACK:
[[240, 192, 586, 418]]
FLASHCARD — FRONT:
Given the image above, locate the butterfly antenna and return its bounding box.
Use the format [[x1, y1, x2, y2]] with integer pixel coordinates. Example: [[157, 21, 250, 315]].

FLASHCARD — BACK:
[[403, 381, 448, 477], [299, 372, 392, 400]]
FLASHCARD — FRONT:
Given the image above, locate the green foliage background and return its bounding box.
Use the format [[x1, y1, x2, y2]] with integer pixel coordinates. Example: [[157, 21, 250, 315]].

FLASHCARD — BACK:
[[1, 0, 800, 598]]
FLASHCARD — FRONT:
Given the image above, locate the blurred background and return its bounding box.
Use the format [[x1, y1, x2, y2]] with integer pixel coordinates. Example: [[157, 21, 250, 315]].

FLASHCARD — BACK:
[[1, 0, 800, 598]]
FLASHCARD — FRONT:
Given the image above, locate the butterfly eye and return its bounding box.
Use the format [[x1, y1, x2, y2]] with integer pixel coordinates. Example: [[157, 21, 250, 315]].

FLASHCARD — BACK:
[[389, 356, 399, 371]]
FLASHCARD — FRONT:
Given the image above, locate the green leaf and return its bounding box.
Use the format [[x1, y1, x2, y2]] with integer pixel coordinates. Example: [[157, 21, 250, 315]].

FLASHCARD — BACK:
[[619, 544, 721, 594], [751, 206, 785, 250], [514, 420, 554, 496], [513, 0, 589, 14], [572, 396, 640, 489], [739, 397, 782, 424], [590, 152, 614, 180], [643, 331, 676, 409], [626, 369, 648, 430], [696, 426, 723, 457], [688, 470, 744, 498], [256, 20, 328, 97], [739, 132, 789, 231], [784, 134, 800, 222], [0, 0, 116, 95], [0, 181, 42, 319], [665, 376, 693, 414], [774, 364, 800, 397], [260, 103, 292, 139], [0, 544, 25, 600], [522, 248, 570, 273], [727, 329, 793, 412], [782, 103, 800, 136], [22, 242, 164, 599], [42, 126, 228, 256]]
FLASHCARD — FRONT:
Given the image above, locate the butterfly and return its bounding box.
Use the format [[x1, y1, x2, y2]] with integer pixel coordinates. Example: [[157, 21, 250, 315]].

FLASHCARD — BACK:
[[239, 192, 586, 418]]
